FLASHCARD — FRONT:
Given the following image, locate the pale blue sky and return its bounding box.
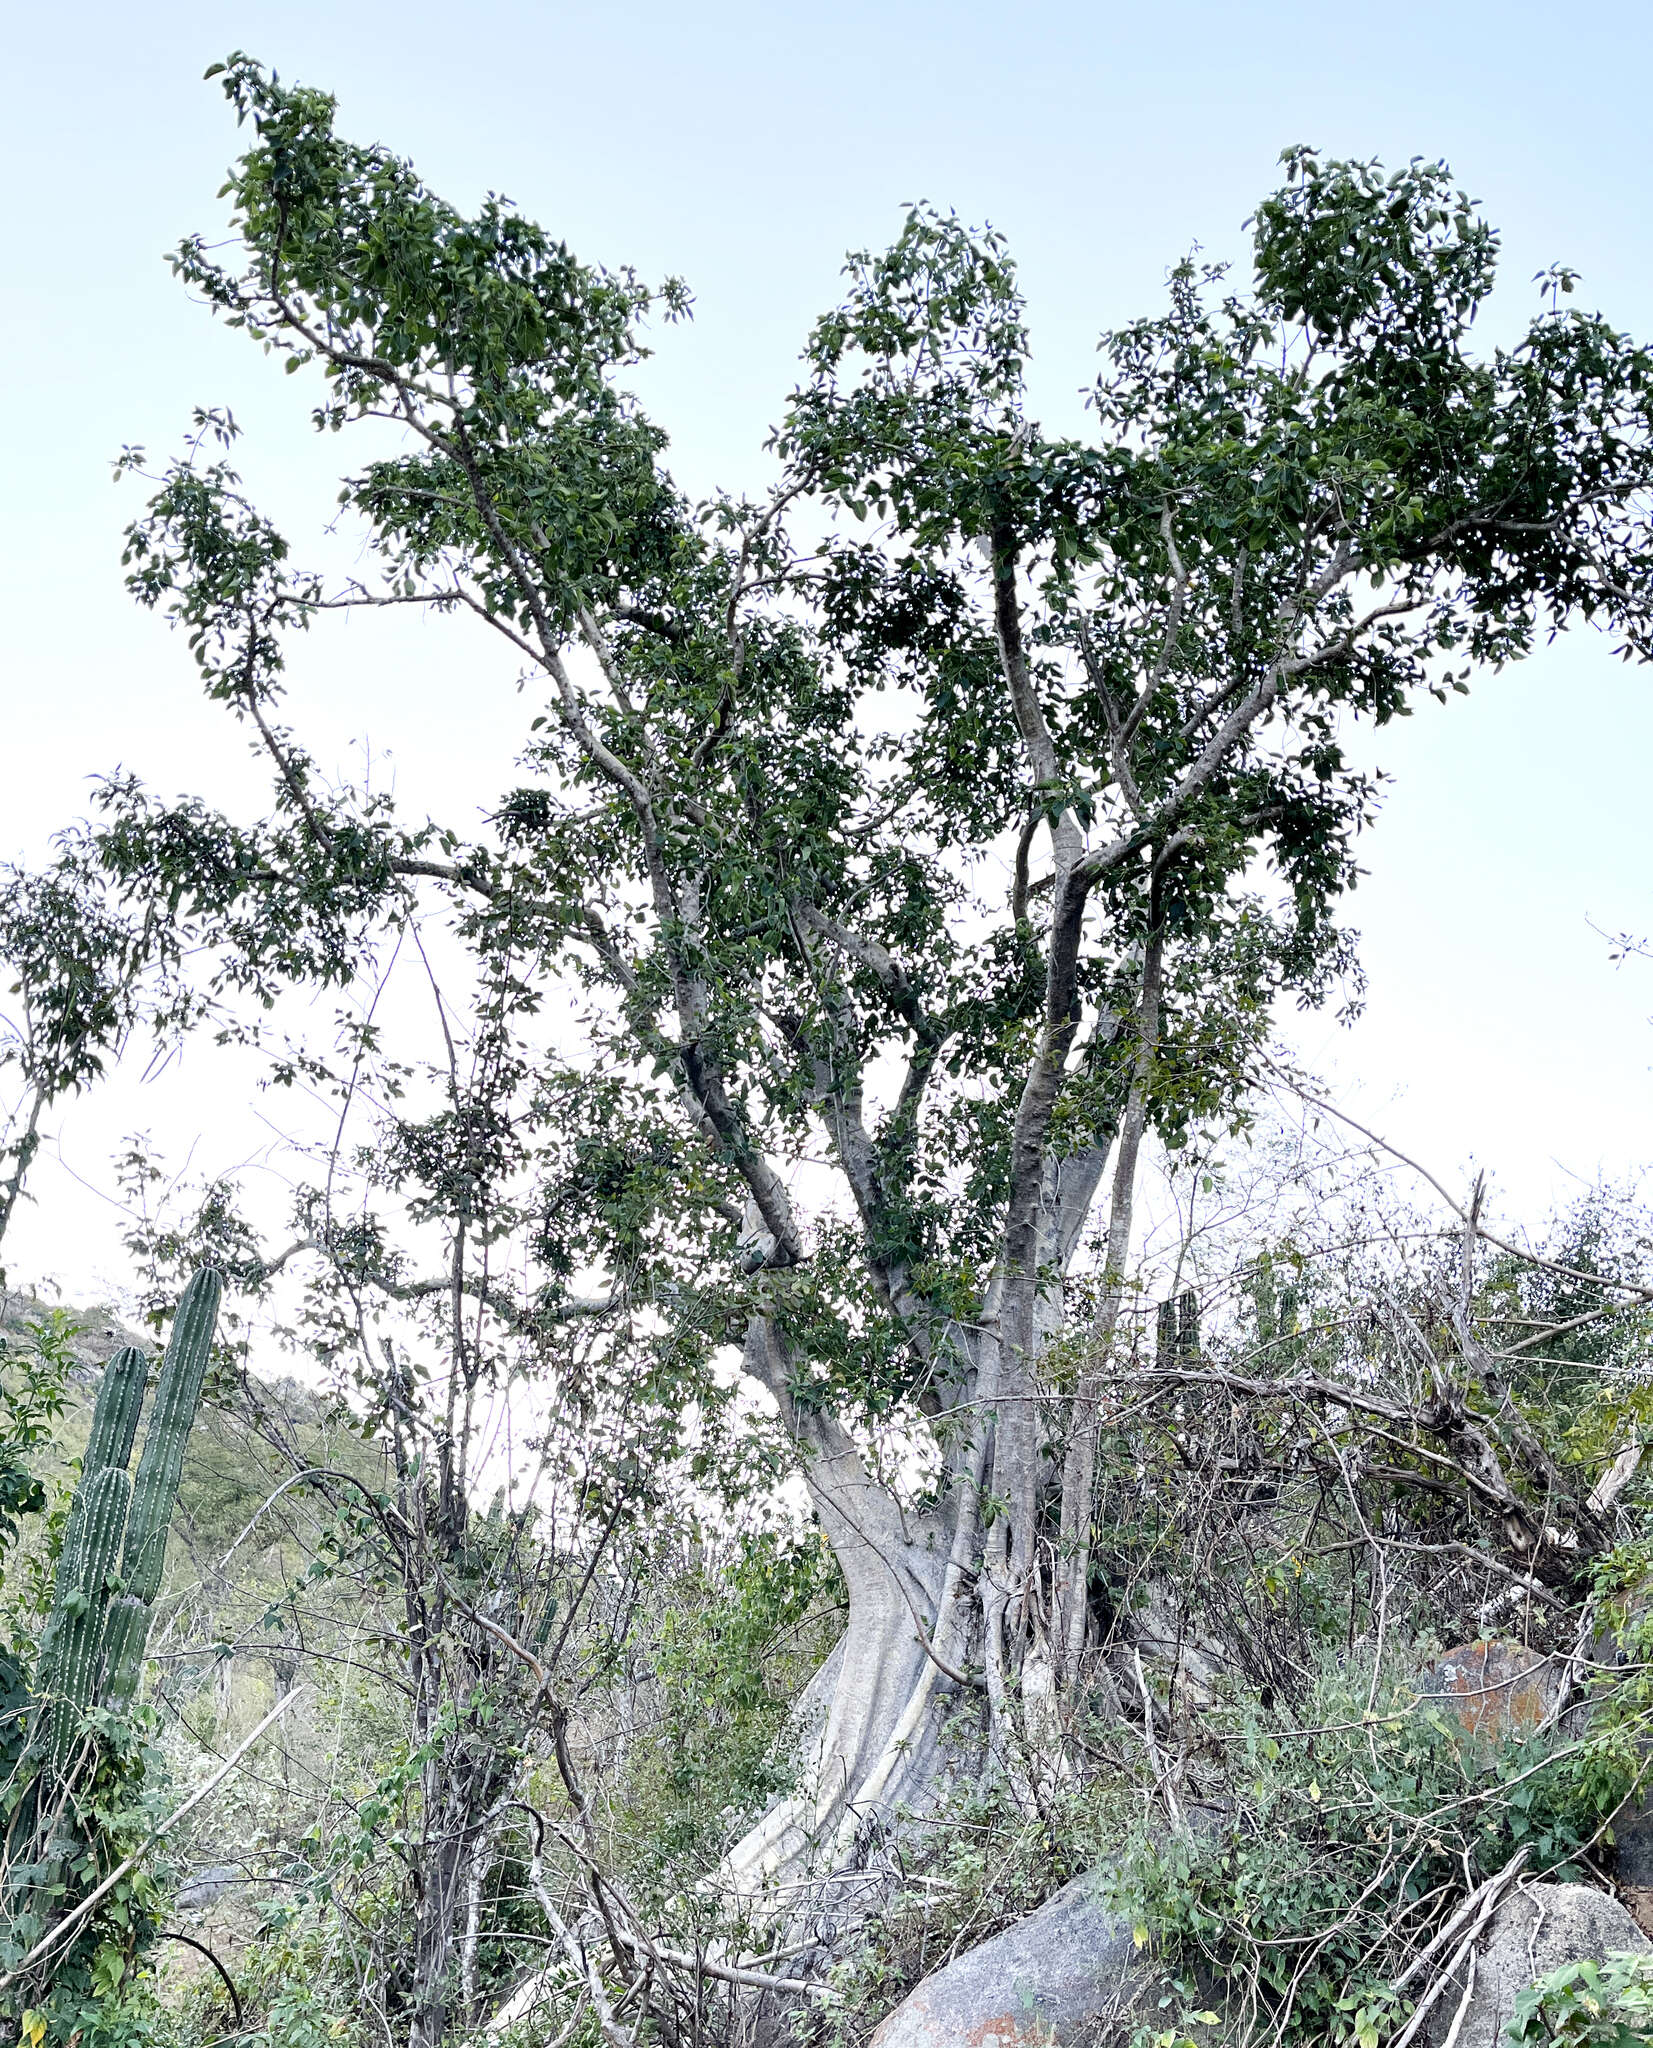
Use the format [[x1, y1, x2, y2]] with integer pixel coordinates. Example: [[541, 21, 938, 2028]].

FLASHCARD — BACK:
[[4, 0, 1652, 1296]]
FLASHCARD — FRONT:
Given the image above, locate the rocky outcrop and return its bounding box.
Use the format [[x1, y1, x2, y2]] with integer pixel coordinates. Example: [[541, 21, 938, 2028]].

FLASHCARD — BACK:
[[175, 1861, 251, 1912], [867, 1872, 1153, 2047], [1612, 1796, 1653, 1938], [1417, 1641, 1653, 1935], [1122, 1579, 1232, 1706], [1416, 1640, 1565, 1742], [0, 1289, 153, 1378], [1425, 1883, 1648, 2048]]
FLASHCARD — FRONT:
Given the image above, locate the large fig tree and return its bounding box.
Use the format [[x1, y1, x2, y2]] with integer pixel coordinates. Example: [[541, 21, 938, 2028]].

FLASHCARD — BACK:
[[36, 56, 1653, 1953]]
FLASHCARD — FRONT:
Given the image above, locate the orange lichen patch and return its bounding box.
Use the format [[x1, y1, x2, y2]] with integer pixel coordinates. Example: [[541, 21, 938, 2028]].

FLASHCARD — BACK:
[[1416, 1640, 1562, 1740], [967, 2022, 1053, 2048], [872, 2003, 1058, 2046]]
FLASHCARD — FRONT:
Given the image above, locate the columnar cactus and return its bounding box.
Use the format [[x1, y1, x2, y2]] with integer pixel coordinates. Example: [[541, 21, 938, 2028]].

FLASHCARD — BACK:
[[100, 1269, 222, 1707], [74, 1343, 147, 1491], [32, 1345, 145, 1718], [46, 1466, 134, 1765], [35, 1269, 222, 1746], [2, 1272, 222, 1989]]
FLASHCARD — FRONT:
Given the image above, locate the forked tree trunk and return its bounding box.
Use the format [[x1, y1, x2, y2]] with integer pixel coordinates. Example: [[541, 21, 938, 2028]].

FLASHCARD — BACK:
[[722, 1141, 1124, 1918]]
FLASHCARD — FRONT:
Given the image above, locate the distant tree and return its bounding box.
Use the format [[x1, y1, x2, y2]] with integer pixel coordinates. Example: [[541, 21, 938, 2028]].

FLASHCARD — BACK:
[[14, 55, 1653, 2039]]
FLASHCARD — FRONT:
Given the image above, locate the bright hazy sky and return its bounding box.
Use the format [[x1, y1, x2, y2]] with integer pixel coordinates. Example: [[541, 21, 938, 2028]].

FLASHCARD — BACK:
[[4, 0, 1652, 1303]]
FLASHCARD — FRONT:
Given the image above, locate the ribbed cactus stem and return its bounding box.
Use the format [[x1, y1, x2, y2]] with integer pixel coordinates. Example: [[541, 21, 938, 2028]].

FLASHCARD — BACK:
[[34, 1345, 147, 1709], [101, 1269, 222, 1706], [9, 1273, 221, 1970], [80, 1344, 149, 1482], [47, 1465, 133, 1765]]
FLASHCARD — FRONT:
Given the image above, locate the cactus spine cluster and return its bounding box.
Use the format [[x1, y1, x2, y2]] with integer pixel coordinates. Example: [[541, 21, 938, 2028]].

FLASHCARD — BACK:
[[35, 1269, 222, 1751]]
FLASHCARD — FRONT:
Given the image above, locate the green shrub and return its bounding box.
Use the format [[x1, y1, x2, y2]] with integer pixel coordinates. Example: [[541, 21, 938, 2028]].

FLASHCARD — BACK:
[[1507, 1951, 1653, 2046], [1112, 1648, 1635, 2048], [625, 1528, 844, 1887]]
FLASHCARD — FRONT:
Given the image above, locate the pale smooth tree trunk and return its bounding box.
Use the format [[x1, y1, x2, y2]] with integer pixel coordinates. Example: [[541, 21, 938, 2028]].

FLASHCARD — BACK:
[[721, 1134, 1127, 1915]]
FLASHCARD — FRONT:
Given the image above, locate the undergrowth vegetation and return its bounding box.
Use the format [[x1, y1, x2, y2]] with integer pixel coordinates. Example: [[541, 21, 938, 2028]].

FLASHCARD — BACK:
[[1115, 1645, 1637, 2048], [5, 1169, 1653, 2048]]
